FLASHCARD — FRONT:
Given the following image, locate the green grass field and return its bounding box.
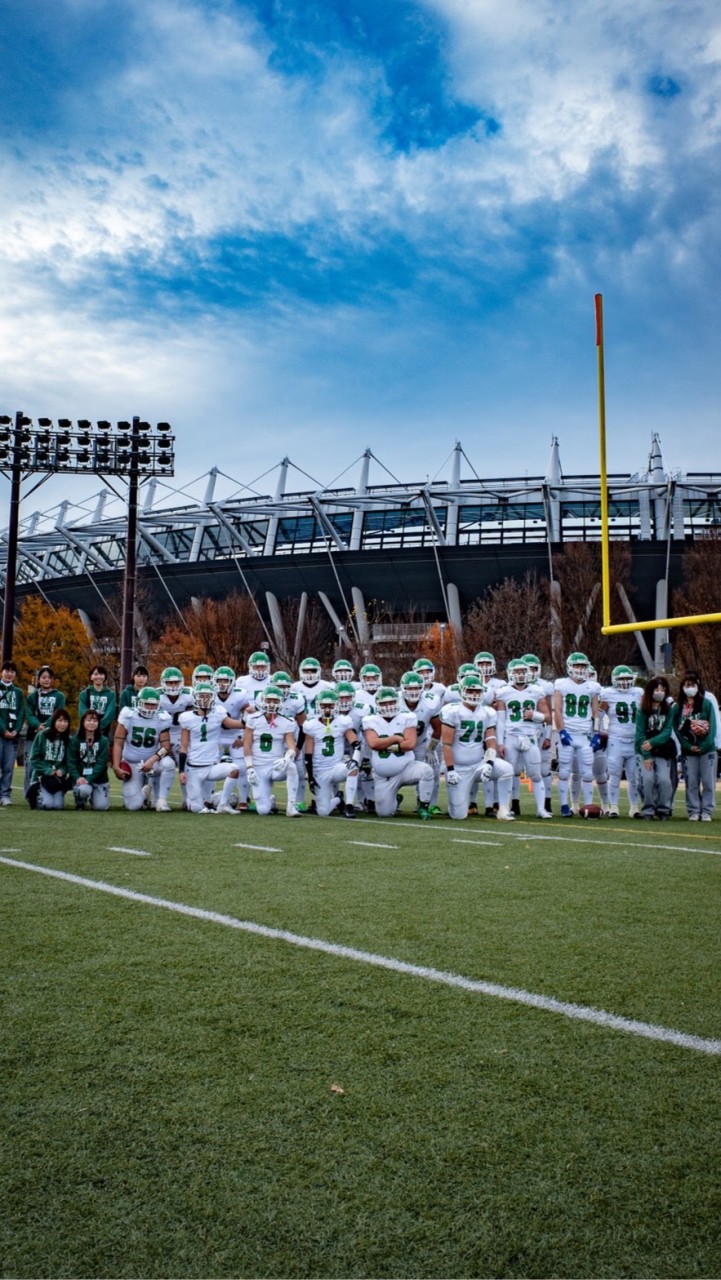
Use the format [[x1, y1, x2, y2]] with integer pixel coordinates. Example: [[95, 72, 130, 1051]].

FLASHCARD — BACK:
[[2, 773, 720, 1279]]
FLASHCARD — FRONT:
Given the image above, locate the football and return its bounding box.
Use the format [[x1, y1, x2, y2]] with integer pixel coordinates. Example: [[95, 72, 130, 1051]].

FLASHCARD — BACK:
[[116, 760, 132, 779], [579, 803, 603, 819]]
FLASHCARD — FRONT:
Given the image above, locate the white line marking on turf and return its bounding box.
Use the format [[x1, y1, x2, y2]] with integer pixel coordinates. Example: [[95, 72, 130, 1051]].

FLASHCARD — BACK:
[[353, 818, 721, 856], [452, 839, 503, 848], [107, 846, 151, 858], [1, 855, 719, 1058], [234, 843, 282, 853], [349, 841, 399, 850]]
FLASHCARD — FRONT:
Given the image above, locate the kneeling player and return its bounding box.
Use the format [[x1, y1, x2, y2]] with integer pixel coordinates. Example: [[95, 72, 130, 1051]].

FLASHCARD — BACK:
[[362, 687, 433, 818], [303, 689, 360, 817], [441, 674, 514, 820], [178, 683, 246, 813], [113, 687, 175, 811], [244, 685, 301, 816]]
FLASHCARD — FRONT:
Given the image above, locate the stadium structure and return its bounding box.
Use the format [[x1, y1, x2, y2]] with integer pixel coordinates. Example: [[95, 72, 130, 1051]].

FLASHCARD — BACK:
[[3, 435, 720, 668]]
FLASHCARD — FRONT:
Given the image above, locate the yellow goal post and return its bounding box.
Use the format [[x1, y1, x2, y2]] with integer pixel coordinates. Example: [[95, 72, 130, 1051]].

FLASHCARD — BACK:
[[595, 292, 721, 634]]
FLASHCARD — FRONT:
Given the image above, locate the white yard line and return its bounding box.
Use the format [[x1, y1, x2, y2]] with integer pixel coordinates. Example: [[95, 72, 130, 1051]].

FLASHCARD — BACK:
[[353, 818, 721, 857], [1, 854, 719, 1058], [107, 846, 152, 858], [234, 843, 282, 853], [348, 840, 399, 850], [452, 839, 503, 848]]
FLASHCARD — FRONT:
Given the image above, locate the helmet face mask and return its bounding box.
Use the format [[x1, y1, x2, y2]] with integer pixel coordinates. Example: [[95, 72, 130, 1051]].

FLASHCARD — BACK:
[[193, 682, 215, 712], [507, 660, 529, 688], [137, 687, 160, 719], [376, 687, 398, 720], [332, 660, 354, 683], [360, 663, 382, 693], [474, 651, 496, 678], [214, 666, 235, 695], [335, 681, 355, 713], [400, 672, 424, 705], [522, 654, 541, 681], [612, 665, 635, 691], [248, 651, 270, 680], [460, 675, 484, 706], [262, 685, 282, 717], [413, 658, 435, 689], [300, 658, 321, 686], [318, 692, 339, 722], [566, 652, 590, 682], [161, 667, 184, 696]]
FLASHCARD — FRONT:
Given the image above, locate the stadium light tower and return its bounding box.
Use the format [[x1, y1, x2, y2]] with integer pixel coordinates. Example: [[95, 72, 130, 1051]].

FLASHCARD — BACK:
[[0, 412, 175, 685]]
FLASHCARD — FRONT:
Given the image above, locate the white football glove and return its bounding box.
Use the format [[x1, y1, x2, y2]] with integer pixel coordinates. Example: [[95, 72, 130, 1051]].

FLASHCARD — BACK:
[[446, 769, 460, 787], [284, 748, 296, 767], [517, 735, 531, 753], [246, 766, 258, 787], [478, 762, 493, 782]]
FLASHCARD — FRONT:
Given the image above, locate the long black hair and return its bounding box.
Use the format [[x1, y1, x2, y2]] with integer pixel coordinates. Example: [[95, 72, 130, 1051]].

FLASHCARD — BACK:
[[640, 675, 672, 718], [46, 706, 71, 742], [676, 671, 706, 716]]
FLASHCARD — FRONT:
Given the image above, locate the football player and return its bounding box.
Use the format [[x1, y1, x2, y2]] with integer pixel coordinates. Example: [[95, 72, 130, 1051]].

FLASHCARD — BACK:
[[243, 684, 301, 816], [400, 670, 444, 813], [303, 689, 360, 817], [441, 674, 514, 820], [553, 652, 601, 817], [235, 651, 272, 707], [113, 687, 175, 812], [158, 667, 194, 809], [178, 683, 246, 814], [521, 653, 554, 813], [601, 665, 642, 817], [361, 687, 433, 818], [494, 660, 552, 818]]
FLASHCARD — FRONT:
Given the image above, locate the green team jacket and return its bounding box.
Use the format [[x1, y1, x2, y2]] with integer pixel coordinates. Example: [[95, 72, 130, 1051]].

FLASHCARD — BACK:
[[29, 730, 69, 779], [673, 696, 717, 755], [67, 733, 110, 785], [25, 689, 66, 739], [0, 683, 26, 736], [78, 686, 117, 733]]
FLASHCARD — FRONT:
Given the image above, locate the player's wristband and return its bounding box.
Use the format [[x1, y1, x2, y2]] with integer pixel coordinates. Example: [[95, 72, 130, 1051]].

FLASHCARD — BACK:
[[179, 752, 187, 772], [532, 710, 546, 723], [157, 746, 168, 759]]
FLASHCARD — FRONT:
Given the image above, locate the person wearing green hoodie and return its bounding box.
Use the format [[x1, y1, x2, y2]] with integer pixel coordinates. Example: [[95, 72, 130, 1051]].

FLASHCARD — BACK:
[[673, 671, 717, 822]]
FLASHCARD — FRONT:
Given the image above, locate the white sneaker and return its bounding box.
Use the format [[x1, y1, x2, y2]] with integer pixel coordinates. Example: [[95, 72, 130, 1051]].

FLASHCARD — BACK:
[[286, 805, 302, 817], [155, 799, 171, 812], [197, 807, 215, 815], [701, 814, 713, 822], [536, 810, 553, 819], [628, 805, 638, 818], [217, 803, 239, 814], [496, 807, 515, 821], [689, 814, 699, 821], [607, 806, 620, 818]]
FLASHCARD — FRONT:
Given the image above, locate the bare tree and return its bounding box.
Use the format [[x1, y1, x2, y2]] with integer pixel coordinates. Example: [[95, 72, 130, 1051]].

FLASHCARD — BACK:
[[549, 543, 637, 680], [672, 530, 721, 694], [460, 571, 551, 677]]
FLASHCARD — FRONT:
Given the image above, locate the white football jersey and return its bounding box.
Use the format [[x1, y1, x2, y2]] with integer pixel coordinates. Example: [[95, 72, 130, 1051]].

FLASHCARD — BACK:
[[601, 685, 643, 742], [158, 688, 194, 744], [441, 701, 497, 767], [398, 690, 440, 747], [235, 673, 271, 708], [215, 689, 251, 748], [245, 711, 295, 769], [290, 679, 334, 716], [119, 706, 171, 763], [495, 681, 549, 740], [554, 677, 600, 734], [361, 710, 418, 777], [303, 714, 355, 770], [179, 707, 228, 766]]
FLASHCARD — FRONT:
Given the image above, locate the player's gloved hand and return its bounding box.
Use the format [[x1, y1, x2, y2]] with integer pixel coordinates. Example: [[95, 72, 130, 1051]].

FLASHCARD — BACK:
[[284, 749, 296, 767], [559, 729, 573, 747], [590, 732, 603, 752], [307, 775, 319, 794], [517, 735, 531, 753], [478, 762, 493, 782], [246, 767, 258, 787], [446, 769, 460, 787]]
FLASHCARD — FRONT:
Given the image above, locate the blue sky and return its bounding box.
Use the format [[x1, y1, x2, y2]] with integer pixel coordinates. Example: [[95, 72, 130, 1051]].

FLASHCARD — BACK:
[[1, 0, 720, 521]]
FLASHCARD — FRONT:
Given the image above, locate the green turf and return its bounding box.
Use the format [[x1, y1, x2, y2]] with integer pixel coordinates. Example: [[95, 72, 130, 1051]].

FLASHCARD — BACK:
[[1, 776, 720, 1278]]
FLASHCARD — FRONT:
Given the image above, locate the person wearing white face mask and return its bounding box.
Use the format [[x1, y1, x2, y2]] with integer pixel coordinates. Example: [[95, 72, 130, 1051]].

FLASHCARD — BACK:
[[673, 671, 717, 822], [634, 677, 677, 820]]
